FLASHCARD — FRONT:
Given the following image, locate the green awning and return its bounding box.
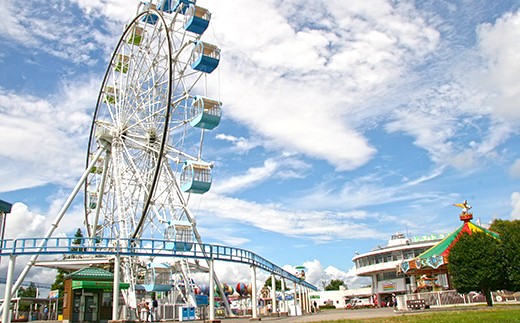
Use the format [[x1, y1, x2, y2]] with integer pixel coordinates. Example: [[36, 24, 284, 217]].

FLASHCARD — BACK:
[[72, 280, 130, 291], [66, 267, 114, 281]]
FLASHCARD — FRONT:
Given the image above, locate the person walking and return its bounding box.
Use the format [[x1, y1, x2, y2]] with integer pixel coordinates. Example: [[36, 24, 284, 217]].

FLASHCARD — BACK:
[[392, 294, 398, 311]]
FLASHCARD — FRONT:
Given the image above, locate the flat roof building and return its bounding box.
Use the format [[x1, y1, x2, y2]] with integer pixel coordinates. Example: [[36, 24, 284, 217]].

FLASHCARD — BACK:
[[352, 233, 446, 306]]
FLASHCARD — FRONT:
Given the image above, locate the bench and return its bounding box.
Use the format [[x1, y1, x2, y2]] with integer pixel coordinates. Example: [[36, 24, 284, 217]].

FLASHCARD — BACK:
[[406, 299, 429, 310]]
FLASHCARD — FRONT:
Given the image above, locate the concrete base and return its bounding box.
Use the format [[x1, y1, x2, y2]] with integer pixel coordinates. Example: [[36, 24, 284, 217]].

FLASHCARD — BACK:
[[249, 318, 262, 321]]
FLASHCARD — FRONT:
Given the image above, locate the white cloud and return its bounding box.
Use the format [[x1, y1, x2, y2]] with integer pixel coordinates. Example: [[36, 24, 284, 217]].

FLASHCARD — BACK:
[[71, 0, 138, 23], [213, 157, 310, 194], [190, 258, 362, 292], [0, 76, 98, 192], [0, 1, 117, 65], [3, 203, 47, 240], [476, 10, 520, 122], [511, 192, 520, 220], [199, 193, 384, 242], [510, 160, 520, 178], [208, 0, 439, 171], [288, 167, 444, 213], [215, 134, 261, 154]]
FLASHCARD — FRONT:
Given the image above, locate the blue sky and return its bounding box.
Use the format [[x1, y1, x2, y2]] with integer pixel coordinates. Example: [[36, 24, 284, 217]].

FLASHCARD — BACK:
[[1, 0, 520, 291]]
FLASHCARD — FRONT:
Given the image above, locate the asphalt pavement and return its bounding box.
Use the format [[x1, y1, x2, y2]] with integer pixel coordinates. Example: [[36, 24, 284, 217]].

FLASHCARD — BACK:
[[206, 307, 405, 323]]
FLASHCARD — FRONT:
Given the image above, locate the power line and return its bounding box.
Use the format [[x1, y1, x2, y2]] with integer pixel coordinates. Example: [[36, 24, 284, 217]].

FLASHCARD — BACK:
[[0, 278, 51, 289]]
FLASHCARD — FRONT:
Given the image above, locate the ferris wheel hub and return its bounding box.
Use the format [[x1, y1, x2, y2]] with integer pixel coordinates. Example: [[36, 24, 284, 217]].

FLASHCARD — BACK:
[[95, 125, 114, 144]]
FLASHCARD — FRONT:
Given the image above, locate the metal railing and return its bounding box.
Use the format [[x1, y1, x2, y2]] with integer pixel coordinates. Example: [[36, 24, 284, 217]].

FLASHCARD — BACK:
[[0, 236, 317, 290], [398, 290, 520, 310]]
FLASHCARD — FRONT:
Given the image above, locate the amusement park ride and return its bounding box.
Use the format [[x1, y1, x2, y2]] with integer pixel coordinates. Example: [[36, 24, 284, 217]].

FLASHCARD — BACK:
[[0, 0, 316, 322]]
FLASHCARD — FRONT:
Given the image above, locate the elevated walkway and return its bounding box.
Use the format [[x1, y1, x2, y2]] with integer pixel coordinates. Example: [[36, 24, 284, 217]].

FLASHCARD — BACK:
[[0, 236, 317, 290]]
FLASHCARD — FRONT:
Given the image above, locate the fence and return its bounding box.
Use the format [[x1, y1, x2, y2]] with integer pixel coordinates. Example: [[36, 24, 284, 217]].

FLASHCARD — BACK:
[[397, 290, 520, 310]]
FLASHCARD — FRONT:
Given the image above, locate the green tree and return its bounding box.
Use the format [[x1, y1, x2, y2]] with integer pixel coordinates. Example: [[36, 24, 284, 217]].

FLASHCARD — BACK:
[[17, 283, 38, 311], [70, 228, 84, 252], [489, 219, 520, 291], [324, 279, 346, 291], [263, 276, 288, 291], [448, 231, 505, 306], [50, 268, 67, 297], [18, 283, 38, 298]]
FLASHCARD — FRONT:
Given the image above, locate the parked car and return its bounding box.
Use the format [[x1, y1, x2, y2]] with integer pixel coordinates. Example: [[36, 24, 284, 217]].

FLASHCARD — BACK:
[[345, 298, 374, 309]]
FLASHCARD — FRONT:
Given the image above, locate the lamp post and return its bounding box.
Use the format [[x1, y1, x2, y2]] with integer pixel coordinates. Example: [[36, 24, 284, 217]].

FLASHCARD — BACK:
[[0, 199, 13, 266]]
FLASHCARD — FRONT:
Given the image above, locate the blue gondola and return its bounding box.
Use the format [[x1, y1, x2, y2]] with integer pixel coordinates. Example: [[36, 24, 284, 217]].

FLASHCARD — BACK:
[[189, 96, 222, 130], [184, 4, 211, 34], [143, 262, 172, 292], [180, 160, 212, 194], [164, 220, 194, 251], [171, 0, 195, 14], [190, 41, 220, 73]]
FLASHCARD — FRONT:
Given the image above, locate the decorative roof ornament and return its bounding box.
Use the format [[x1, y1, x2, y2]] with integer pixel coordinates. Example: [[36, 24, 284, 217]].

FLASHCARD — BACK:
[[453, 200, 473, 222]]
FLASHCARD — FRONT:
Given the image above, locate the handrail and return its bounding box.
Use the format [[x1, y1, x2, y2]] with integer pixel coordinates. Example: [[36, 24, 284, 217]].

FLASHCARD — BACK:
[[0, 237, 317, 290]]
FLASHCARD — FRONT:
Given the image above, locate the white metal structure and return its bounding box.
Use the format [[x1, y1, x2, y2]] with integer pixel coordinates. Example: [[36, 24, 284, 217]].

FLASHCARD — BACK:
[[84, 0, 221, 311], [1, 0, 223, 318]]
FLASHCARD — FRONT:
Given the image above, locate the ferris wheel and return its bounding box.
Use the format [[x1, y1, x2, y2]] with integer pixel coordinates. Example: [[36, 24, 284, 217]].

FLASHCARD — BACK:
[[84, 0, 221, 308]]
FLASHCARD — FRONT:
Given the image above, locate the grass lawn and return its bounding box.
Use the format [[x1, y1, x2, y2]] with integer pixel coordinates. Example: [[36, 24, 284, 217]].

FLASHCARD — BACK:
[[322, 306, 520, 322]]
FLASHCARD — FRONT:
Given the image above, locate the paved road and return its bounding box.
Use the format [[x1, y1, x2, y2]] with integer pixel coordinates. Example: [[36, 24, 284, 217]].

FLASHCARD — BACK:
[[210, 308, 405, 322]]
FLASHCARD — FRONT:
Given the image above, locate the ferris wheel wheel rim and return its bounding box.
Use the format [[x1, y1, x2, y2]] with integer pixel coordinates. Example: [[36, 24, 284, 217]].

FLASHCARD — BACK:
[[84, 8, 175, 239]]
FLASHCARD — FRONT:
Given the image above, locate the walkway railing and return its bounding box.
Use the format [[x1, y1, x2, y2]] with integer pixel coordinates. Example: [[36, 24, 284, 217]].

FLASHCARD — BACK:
[[398, 290, 520, 310], [0, 237, 317, 290]]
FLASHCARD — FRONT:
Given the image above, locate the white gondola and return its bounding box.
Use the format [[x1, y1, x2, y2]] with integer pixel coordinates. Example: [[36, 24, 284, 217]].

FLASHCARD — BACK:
[[114, 54, 129, 73], [88, 192, 97, 210], [103, 86, 117, 105], [126, 25, 143, 45]]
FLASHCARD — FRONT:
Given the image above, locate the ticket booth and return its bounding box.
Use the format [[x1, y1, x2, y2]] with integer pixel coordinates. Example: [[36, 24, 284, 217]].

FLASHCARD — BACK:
[[62, 267, 129, 323]]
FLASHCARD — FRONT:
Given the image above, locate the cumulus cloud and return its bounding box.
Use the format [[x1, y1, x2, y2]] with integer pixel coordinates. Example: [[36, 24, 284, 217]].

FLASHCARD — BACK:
[[3, 203, 47, 240], [215, 134, 261, 154], [208, 0, 439, 171], [0, 0, 118, 65], [193, 259, 365, 291], [510, 159, 520, 178], [511, 192, 520, 220], [476, 10, 520, 122], [199, 193, 384, 243], [213, 157, 311, 194], [0, 76, 98, 192]]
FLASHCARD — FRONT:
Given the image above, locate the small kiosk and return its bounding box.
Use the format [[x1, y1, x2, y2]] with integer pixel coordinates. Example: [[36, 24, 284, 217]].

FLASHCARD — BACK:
[[62, 267, 129, 323]]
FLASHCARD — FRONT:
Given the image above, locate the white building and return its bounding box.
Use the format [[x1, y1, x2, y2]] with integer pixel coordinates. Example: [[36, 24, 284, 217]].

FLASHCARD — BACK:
[[309, 286, 373, 309], [352, 233, 446, 306]]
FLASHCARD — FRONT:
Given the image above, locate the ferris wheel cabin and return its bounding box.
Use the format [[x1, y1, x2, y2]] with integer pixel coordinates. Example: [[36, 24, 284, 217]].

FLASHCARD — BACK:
[[170, 0, 195, 14], [142, 3, 159, 24], [184, 5, 211, 34], [189, 96, 222, 130], [180, 161, 212, 194], [164, 220, 194, 251], [190, 41, 220, 73], [143, 262, 172, 292], [114, 54, 129, 74], [103, 86, 117, 105], [125, 26, 143, 46]]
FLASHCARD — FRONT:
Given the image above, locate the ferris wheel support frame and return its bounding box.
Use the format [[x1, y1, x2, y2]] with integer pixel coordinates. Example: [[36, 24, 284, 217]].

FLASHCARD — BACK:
[[0, 143, 108, 317]]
